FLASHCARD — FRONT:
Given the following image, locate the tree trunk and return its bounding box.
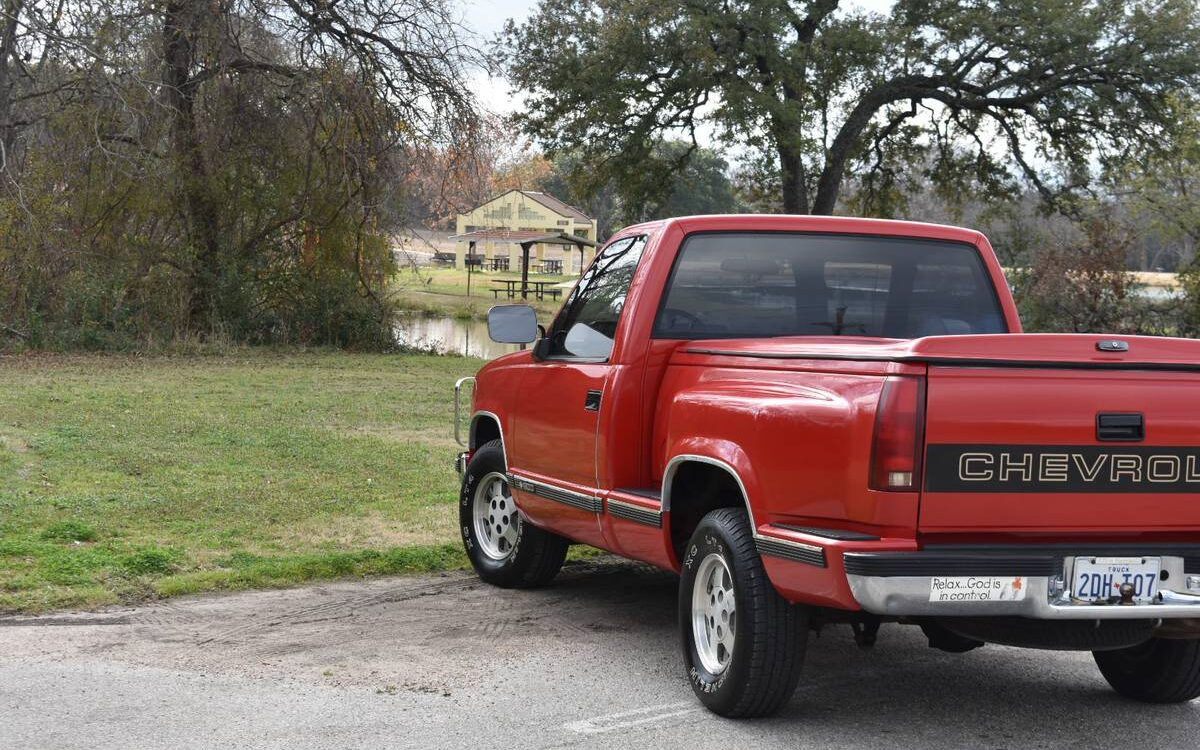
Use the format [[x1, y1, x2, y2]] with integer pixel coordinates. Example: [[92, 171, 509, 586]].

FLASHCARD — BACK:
[[161, 0, 222, 331], [811, 88, 895, 215], [779, 145, 809, 214], [811, 76, 946, 215], [0, 0, 24, 165]]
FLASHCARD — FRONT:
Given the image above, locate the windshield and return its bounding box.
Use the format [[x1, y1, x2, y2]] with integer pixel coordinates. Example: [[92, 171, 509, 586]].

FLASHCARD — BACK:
[[653, 232, 1007, 339]]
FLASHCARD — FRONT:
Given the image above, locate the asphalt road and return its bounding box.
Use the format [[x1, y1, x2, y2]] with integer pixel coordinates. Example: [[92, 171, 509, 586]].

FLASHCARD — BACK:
[[2, 557, 1198, 750]]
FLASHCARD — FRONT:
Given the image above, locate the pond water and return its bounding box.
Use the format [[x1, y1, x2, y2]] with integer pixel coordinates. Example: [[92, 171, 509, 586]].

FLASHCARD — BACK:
[[394, 314, 521, 359]]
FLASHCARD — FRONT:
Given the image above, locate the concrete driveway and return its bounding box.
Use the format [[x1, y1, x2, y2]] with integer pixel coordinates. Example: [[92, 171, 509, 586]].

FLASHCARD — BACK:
[[2, 557, 1197, 749]]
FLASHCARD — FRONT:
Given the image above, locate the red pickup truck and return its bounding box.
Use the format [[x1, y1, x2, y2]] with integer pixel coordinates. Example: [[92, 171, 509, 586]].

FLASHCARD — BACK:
[[453, 214, 1200, 717]]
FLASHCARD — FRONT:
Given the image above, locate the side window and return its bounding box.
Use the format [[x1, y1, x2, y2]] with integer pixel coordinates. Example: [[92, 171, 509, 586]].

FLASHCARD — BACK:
[[546, 235, 648, 360]]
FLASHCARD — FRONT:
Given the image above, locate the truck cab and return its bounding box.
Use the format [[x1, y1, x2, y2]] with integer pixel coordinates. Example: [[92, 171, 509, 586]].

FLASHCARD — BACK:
[[454, 215, 1200, 717]]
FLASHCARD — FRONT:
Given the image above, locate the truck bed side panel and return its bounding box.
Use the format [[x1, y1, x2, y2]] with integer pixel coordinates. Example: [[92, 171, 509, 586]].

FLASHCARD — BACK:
[[656, 364, 916, 537]]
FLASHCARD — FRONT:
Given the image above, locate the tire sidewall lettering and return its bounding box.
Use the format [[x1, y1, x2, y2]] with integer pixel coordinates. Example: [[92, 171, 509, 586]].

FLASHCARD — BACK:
[[459, 449, 518, 571], [682, 520, 737, 696]]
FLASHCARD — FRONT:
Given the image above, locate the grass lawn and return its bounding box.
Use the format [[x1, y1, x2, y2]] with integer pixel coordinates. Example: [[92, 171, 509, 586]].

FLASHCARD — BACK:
[[391, 266, 575, 321], [0, 351, 484, 613]]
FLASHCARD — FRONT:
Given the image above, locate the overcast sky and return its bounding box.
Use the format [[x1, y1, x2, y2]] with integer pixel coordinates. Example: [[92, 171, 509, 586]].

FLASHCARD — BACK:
[[458, 0, 537, 114]]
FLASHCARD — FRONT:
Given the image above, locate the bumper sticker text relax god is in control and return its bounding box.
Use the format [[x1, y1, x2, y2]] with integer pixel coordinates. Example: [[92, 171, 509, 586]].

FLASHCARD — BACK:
[[929, 576, 1028, 602]]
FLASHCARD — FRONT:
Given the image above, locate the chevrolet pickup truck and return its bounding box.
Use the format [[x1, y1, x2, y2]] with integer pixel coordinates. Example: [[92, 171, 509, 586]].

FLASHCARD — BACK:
[[453, 215, 1200, 717]]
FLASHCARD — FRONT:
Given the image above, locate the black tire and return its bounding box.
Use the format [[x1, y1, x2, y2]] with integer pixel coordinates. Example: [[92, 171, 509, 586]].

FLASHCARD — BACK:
[[459, 440, 569, 588], [678, 507, 808, 718], [1093, 637, 1200, 704]]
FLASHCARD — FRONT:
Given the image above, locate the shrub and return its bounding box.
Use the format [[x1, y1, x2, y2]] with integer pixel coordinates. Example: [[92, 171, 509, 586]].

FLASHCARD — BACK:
[[1015, 218, 1141, 334]]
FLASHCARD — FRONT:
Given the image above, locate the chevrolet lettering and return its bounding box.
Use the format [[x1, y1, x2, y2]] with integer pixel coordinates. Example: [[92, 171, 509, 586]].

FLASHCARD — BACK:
[[453, 215, 1200, 718], [927, 445, 1200, 492]]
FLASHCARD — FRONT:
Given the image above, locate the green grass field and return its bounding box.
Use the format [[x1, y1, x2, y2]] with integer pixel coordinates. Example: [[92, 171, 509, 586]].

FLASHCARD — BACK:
[[392, 266, 574, 320], [0, 351, 483, 613]]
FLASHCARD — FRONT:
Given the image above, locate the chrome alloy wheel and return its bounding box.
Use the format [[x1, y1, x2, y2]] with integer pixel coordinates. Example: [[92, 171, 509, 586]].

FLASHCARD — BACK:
[[692, 552, 737, 674], [472, 472, 519, 560]]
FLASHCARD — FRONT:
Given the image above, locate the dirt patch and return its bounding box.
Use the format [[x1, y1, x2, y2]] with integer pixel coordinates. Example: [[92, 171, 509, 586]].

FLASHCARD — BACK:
[[273, 508, 457, 551]]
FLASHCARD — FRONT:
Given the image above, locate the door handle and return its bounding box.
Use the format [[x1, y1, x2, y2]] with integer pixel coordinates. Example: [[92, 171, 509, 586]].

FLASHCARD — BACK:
[[584, 390, 602, 412]]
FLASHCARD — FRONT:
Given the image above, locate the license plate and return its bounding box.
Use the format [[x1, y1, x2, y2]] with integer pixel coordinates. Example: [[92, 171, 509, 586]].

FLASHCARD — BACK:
[[1072, 556, 1160, 603]]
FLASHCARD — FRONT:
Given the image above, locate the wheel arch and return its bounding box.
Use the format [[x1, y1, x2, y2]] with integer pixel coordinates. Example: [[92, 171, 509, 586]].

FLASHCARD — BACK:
[[470, 411, 506, 467], [662, 451, 760, 563]]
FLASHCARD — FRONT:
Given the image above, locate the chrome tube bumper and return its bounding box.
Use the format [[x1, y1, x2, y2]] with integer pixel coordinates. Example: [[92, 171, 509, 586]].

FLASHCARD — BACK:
[[453, 376, 475, 447], [845, 551, 1200, 620]]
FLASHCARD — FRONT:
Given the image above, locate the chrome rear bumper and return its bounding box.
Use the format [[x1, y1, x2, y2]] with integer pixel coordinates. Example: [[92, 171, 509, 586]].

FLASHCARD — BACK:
[[849, 574, 1200, 619], [845, 549, 1200, 620]]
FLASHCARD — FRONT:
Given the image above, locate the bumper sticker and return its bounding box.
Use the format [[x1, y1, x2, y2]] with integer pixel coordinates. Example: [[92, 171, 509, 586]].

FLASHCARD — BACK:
[[929, 576, 1027, 602]]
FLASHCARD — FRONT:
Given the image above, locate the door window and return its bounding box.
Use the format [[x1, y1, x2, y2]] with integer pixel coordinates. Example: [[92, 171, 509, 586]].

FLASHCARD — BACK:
[[546, 235, 648, 360]]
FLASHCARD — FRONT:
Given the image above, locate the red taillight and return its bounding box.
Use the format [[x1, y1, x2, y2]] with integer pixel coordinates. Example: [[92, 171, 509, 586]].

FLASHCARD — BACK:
[[869, 376, 926, 492]]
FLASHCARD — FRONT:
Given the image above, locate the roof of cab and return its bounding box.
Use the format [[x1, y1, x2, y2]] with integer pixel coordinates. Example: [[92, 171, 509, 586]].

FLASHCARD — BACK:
[[616, 214, 985, 245]]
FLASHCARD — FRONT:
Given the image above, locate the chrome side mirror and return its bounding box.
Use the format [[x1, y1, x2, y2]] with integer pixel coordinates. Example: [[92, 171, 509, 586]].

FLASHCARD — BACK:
[[487, 304, 538, 344]]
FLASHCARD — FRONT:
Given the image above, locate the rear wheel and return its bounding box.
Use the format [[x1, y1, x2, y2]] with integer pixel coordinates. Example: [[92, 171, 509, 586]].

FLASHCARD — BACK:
[[678, 507, 808, 717], [459, 440, 568, 588], [1093, 637, 1200, 704]]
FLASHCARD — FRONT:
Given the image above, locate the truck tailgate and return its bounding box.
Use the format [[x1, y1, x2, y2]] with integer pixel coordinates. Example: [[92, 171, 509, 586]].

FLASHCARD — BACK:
[[921, 364, 1200, 533]]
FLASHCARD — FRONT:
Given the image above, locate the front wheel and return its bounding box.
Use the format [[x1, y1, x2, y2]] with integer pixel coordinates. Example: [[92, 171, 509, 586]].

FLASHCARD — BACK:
[[459, 440, 568, 588], [1094, 637, 1200, 703], [678, 507, 809, 717]]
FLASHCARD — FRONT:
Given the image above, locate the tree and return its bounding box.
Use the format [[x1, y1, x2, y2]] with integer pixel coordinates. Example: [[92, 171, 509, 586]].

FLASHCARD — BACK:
[[535, 151, 622, 238], [1013, 217, 1137, 334], [1109, 98, 1200, 252], [154, 0, 478, 329], [504, 0, 1200, 215], [0, 0, 480, 348], [1113, 100, 1200, 332], [620, 140, 739, 222], [401, 117, 555, 230]]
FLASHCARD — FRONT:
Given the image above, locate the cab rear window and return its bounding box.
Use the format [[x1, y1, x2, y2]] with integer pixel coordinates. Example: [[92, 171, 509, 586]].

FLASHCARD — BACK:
[[653, 232, 1007, 339]]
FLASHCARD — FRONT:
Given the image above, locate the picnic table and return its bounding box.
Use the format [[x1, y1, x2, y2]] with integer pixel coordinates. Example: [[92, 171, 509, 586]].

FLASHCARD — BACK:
[[491, 279, 563, 302], [488, 257, 510, 272]]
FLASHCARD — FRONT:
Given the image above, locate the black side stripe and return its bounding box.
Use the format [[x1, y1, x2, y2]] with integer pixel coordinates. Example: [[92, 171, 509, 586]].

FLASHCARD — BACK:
[[509, 475, 602, 513], [607, 499, 662, 528], [772, 523, 880, 542], [756, 536, 827, 568]]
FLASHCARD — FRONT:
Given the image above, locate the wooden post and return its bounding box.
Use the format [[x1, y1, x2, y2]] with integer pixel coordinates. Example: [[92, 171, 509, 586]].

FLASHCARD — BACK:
[[467, 240, 475, 297], [520, 241, 532, 300]]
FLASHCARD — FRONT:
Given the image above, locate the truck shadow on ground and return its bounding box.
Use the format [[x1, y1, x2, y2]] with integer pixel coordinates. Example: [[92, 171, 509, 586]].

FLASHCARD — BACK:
[[544, 557, 1200, 749]]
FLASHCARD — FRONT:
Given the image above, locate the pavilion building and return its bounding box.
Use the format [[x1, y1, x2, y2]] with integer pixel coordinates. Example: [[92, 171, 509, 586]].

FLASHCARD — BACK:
[[452, 190, 599, 273]]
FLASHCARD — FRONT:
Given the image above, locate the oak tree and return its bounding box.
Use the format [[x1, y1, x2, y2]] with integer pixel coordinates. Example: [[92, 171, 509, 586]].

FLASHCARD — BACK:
[[504, 0, 1200, 215]]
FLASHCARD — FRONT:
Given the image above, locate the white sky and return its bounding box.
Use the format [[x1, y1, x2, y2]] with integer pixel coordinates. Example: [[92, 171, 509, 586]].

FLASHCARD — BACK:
[[459, 0, 540, 114], [462, 0, 896, 119]]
